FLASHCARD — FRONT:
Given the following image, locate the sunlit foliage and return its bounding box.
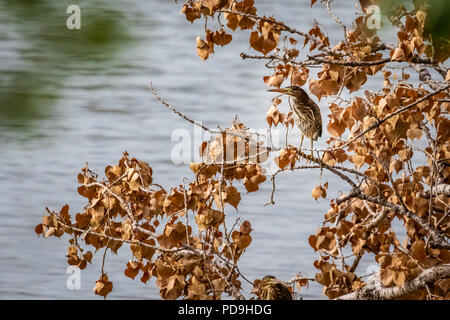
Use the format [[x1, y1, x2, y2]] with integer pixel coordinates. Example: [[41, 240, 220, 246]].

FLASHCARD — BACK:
[[36, 0, 449, 300]]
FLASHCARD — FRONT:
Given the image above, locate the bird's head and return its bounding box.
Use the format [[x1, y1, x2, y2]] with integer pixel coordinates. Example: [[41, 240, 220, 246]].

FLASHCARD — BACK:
[[251, 275, 276, 296], [261, 275, 277, 284], [267, 85, 308, 99]]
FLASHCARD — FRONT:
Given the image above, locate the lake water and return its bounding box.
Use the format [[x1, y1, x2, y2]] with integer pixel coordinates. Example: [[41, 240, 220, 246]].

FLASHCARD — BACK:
[[0, 0, 386, 299]]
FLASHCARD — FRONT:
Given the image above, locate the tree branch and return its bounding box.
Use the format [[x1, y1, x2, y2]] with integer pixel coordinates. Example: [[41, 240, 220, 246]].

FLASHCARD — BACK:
[[336, 264, 450, 300], [345, 191, 450, 250], [343, 84, 450, 149]]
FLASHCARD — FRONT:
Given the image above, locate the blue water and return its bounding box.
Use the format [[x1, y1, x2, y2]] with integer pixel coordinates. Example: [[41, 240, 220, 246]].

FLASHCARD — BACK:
[[0, 0, 387, 299]]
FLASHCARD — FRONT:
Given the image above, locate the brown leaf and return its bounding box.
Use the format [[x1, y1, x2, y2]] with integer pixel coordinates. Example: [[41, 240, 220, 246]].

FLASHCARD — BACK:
[[264, 74, 285, 88], [350, 155, 365, 169], [378, 255, 392, 269], [44, 227, 55, 238], [399, 148, 413, 161], [59, 204, 70, 223], [94, 274, 113, 299], [380, 269, 395, 287], [406, 124, 423, 141], [308, 235, 317, 251], [212, 29, 232, 46], [225, 13, 239, 30], [389, 159, 403, 174], [124, 260, 141, 280], [196, 36, 214, 60], [35, 224, 44, 235], [393, 271, 406, 287], [391, 47, 405, 61], [327, 121, 347, 137], [249, 30, 278, 55], [224, 186, 241, 209], [181, 5, 201, 23], [266, 104, 284, 127], [291, 67, 309, 86], [202, 0, 228, 14], [311, 185, 326, 200], [232, 231, 252, 249], [83, 251, 93, 264], [346, 70, 367, 93], [243, 177, 259, 193], [240, 220, 253, 235], [410, 240, 427, 261]]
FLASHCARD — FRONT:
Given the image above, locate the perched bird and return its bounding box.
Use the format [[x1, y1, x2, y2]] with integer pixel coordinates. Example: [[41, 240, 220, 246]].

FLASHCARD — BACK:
[[257, 275, 293, 300], [268, 86, 322, 158]]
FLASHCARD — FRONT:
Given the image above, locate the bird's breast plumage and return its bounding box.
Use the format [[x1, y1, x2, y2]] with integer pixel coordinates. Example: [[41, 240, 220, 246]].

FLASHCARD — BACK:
[[292, 99, 322, 141]]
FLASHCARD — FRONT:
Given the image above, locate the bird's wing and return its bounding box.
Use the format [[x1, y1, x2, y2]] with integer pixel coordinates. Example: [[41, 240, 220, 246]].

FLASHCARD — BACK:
[[309, 98, 322, 137]]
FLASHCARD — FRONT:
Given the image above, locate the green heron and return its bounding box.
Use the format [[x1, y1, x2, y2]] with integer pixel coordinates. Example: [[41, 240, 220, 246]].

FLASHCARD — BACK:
[[254, 275, 293, 300], [268, 86, 322, 158]]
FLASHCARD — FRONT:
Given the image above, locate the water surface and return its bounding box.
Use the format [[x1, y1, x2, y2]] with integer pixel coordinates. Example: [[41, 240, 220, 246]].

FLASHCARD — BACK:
[[0, 0, 384, 299]]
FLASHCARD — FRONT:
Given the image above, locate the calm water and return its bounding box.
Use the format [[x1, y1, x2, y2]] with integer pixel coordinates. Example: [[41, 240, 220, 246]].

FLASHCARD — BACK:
[[0, 0, 385, 299]]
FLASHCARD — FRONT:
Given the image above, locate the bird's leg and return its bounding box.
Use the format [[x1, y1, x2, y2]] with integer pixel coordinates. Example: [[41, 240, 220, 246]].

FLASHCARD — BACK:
[[299, 134, 304, 160], [299, 134, 304, 150], [304, 138, 314, 164]]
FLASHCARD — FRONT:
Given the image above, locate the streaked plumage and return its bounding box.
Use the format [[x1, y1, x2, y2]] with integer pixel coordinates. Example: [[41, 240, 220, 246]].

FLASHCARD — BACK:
[[268, 86, 322, 157], [259, 275, 293, 300]]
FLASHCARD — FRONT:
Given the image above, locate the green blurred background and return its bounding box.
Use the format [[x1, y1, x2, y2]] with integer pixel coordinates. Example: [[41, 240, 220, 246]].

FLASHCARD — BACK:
[[0, 0, 133, 133]]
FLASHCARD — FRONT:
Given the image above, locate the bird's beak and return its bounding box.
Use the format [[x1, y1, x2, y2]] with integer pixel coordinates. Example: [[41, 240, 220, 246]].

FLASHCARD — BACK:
[[267, 87, 291, 95]]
